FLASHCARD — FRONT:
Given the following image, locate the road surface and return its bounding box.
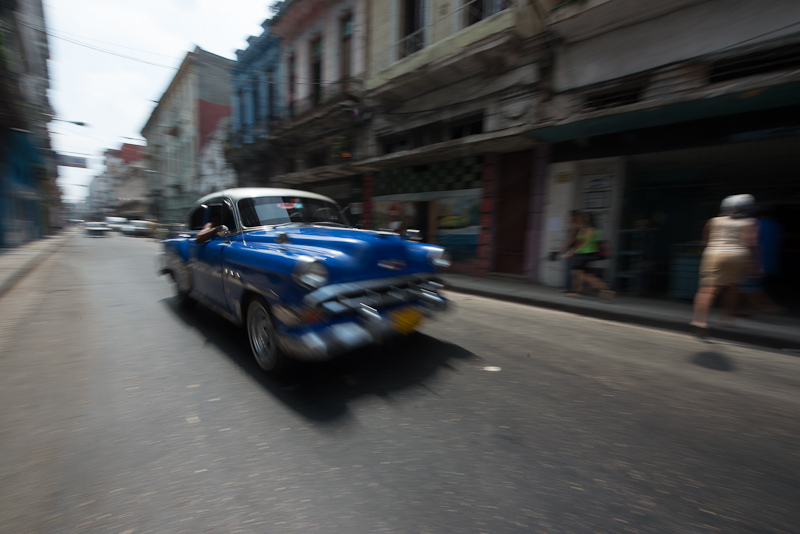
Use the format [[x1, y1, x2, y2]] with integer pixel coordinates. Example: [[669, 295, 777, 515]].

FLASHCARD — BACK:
[[1, 232, 798, 533]]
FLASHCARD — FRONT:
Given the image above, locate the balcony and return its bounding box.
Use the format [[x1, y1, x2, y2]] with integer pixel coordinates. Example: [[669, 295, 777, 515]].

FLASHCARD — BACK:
[[287, 77, 363, 121], [368, 0, 519, 102]]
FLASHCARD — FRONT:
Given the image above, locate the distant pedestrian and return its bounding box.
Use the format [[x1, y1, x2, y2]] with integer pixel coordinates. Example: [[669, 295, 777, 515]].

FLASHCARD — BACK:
[[555, 210, 582, 292], [563, 212, 615, 300], [690, 194, 757, 336]]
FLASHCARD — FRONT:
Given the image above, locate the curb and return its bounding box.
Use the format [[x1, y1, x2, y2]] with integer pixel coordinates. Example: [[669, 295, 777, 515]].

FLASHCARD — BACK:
[[0, 233, 71, 300], [446, 283, 800, 352]]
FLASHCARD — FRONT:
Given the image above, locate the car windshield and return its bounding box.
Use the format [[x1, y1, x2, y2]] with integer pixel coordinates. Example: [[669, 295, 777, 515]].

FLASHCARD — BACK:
[[238, 196, 348, 228]]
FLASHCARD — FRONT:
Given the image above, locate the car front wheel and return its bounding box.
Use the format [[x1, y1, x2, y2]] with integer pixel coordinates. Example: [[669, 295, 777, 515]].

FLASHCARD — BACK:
[[170, 272, 195, 308], [247, 298, 283, 372]]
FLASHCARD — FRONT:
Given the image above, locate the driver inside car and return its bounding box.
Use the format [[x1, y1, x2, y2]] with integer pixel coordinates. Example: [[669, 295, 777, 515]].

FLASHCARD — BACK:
[[195, 212, 222, 244]]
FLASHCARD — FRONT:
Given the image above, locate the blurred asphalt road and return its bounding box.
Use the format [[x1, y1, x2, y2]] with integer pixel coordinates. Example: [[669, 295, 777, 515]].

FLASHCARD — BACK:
[[0, 231, 799, 533]]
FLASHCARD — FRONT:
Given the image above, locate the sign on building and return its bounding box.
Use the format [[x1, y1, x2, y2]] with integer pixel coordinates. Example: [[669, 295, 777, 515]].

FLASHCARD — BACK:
[[57, 154, 88, 168]]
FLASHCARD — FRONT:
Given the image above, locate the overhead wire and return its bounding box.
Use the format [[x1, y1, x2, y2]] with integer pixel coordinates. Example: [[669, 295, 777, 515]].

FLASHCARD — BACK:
[[19, 19, 346, 89]]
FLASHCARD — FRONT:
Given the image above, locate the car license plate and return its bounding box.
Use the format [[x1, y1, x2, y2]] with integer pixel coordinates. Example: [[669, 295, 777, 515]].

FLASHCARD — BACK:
[[389, 306, 423, 335]]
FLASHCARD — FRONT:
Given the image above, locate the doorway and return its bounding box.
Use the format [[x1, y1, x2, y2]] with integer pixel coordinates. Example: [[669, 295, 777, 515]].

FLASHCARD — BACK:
[[493, 150, 531, 274]]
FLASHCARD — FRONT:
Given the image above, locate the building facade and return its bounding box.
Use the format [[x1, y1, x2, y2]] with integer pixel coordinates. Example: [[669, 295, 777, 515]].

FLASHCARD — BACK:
[[222, 1, 800, 307], [534, 0, 800, 305], [260, 0, 554, 276], [264, 0, 370, 212], [357, 0, 550, 276], [227, 19, 283, 186], [198, 116, 238, 198], [141, 47, 234, 223], [87, 169, 113, 219], [0, 0, 59, 246]]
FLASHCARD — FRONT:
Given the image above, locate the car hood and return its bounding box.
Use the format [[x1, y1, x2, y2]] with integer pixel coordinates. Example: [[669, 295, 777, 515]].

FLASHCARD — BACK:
[[242, 226, 432, 280]]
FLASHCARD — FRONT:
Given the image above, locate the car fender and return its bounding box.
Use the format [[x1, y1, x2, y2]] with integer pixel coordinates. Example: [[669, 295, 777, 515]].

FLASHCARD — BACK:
[[221, 242, 301, 322], [162, 236, 193, 294]]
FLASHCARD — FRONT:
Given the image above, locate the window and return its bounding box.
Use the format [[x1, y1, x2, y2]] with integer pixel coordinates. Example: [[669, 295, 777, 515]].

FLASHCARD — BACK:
[[450, 115, 484, 140], [221, 201, 236, 230], [189, 204, 209, 230], [311, 37, 323, 105], [710, 43, 800, 84], [400, 0, 424, 58], [267, 71, 275, 121], [238, 89, 246, 131], [255, 79, 263, 122], [190, 201, 235, 231], [307, 149, 327, 169], [289, 55, 296, 117], [465, 0, 513, 27], [238, 196, 347, 227], [340, 15, 353, 82]]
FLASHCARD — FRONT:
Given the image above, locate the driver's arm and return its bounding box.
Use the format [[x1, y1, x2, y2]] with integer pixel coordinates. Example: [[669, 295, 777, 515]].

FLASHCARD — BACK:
[[195, 222, 219, 244]]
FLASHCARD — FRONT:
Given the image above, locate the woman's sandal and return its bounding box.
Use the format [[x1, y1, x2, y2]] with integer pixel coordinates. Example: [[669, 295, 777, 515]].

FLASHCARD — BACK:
[[690, 321, 710, 339]]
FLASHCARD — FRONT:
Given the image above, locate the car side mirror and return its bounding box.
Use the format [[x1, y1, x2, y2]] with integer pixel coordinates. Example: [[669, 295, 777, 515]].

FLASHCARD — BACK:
[[217, 225, 230, 241], [404, 229, 422, 242]]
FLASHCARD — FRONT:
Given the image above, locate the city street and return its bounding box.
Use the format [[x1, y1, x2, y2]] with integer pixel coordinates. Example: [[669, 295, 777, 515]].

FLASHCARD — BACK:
[[1, 232, 799, 534]]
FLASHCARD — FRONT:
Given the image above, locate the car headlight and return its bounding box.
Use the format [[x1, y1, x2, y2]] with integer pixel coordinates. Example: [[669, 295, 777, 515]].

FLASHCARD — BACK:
[[292, 257, 329, 289], [428, 248, 451, 269]]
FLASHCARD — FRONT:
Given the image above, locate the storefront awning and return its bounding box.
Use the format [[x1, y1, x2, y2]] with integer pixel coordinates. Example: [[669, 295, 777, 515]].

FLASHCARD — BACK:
[[530, 80, 800, 143], [280, 125, 536, 184]]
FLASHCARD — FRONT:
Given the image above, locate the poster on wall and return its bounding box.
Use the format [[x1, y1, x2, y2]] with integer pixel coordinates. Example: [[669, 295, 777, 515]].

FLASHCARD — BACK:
[[581, 174, 611, 209], [435, 194, 481, 263], [372, 190, 482, 263], [372, 200, 418, 233]]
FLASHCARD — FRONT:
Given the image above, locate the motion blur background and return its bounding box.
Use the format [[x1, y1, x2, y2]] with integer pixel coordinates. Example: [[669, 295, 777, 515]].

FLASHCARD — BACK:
[[2, 0, 799, 308]]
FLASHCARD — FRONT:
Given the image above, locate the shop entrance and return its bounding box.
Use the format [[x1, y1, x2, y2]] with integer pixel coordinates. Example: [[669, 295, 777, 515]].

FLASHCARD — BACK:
[[622, 137, 800, 310], [493, 150, 531, 274]]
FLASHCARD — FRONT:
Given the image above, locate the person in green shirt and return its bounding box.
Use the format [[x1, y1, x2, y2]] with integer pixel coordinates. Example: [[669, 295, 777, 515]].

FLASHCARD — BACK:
[[563, 212, 615, 300]]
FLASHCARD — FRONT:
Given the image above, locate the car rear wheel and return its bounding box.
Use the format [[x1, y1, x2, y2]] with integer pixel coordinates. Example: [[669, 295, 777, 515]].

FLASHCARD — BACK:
[[247, 298, 283, 372]]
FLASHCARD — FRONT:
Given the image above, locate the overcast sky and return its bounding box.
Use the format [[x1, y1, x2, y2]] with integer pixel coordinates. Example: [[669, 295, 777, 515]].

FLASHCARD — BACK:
[[45, 0, 271, 202]]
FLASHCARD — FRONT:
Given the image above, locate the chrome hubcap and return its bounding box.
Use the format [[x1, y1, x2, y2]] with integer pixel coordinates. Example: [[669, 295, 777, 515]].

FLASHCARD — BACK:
[[249, 305, 276, 370]]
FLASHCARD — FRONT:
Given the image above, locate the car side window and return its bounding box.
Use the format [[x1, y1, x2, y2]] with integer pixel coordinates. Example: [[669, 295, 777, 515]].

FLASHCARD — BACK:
[[189, 206, 207, 231], [221, 201, 236, 231]]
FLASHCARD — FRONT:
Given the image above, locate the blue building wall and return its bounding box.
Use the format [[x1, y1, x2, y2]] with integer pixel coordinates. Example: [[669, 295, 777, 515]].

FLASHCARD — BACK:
[[0, 129, 45, 247], [232, 27, 282, 146]]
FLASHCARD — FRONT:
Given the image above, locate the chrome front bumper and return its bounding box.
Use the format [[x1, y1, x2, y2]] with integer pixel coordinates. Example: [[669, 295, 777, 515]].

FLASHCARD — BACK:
[[276, 290, 449, 362]]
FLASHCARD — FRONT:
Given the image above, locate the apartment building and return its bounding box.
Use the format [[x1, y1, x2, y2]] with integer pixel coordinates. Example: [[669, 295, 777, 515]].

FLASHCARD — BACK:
[[141, 47, 234, 223], [356, 0, 550, 276], [265, 0, 369, 211]]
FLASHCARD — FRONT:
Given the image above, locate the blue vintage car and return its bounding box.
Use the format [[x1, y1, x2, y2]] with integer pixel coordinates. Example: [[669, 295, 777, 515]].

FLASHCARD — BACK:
[[157, 188, 450, 371]]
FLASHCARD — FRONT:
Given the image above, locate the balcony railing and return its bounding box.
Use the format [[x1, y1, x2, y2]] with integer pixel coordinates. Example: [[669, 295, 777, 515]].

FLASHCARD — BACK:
[[371, 0, 515, 73], [287, 77, 363, 120]]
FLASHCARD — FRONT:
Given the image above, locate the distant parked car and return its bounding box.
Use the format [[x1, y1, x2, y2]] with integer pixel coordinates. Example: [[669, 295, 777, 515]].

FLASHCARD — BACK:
[[123, 220, 155, 237], [157, 187, 450, 372], [85, 221, 111, 237], [105, 216, 128, 233], [157, 223, 187, 240]]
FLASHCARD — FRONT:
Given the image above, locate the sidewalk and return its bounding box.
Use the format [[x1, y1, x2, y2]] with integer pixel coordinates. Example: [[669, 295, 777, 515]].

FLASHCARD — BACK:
[[443, 273, 800, 352], [0, 231, 71, 299]]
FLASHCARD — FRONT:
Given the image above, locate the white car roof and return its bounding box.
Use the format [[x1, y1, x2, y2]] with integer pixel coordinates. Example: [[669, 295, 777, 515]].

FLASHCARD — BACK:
[[195, 187, 337, 207]]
